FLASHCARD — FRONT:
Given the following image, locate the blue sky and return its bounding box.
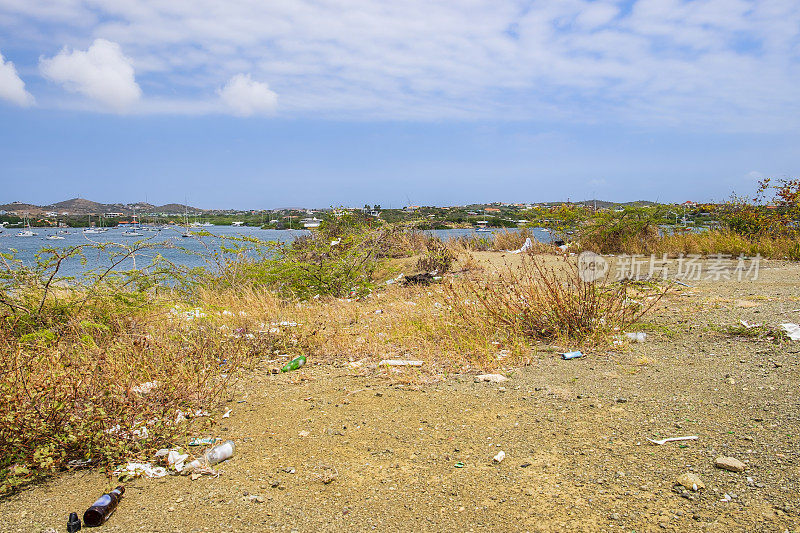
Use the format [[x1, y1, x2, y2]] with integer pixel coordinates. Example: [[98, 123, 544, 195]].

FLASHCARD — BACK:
[[1, 0, 798, 209]]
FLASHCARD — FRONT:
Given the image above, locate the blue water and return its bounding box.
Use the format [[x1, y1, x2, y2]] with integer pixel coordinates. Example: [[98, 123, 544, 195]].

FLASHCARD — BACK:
[[0, 225, 551, 277]]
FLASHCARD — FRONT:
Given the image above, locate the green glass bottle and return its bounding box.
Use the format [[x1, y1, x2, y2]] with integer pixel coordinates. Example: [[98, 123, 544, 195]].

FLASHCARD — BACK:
[[280, 355, 306, 372]]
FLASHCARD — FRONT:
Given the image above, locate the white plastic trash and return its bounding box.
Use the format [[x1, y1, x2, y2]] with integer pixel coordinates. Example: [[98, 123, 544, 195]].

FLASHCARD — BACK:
[[624, 332, 647, 342], [780, 323, 800, 341]]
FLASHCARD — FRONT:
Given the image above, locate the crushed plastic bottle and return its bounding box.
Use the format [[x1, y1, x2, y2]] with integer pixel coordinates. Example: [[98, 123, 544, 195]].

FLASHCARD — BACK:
[[561, 351, 583, 360], [183, 440, 235, 473]]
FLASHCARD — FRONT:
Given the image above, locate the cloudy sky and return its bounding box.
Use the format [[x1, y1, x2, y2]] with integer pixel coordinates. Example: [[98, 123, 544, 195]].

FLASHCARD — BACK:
[[0, 0, 798, 208]]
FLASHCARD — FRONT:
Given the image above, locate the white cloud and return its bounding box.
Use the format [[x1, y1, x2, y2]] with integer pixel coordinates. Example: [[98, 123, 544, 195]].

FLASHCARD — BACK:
[[0, 1, 798, 126], [217, 73, 277, 116], [39, 38, 141, 112], [0, 51, 34, 106]]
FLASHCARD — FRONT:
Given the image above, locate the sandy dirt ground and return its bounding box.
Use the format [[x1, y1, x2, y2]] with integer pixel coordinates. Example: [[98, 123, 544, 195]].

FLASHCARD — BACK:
[[2, 256, 799, 532]]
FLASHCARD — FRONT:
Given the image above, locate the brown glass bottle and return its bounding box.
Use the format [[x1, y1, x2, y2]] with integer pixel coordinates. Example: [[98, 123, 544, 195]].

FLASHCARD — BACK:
[[83, 485, 125, 527]]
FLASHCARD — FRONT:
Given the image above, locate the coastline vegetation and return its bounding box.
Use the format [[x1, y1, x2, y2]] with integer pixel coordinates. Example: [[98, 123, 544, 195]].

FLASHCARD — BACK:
[[1, 178, 798, 494]]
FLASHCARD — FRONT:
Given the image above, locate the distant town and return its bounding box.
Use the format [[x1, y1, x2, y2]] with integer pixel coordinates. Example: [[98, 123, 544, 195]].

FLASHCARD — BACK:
[[0, 197, 708, 230]]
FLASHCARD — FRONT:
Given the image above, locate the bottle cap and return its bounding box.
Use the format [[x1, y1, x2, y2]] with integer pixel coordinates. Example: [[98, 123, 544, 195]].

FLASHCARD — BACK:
[[67, 511, 82, 532]]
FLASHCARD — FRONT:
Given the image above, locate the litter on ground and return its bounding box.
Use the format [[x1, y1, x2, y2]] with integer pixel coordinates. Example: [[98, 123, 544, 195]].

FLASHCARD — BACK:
[[647, 436, 699, 445], [780, 323, 800, 340], [379, 359, 424, 367]]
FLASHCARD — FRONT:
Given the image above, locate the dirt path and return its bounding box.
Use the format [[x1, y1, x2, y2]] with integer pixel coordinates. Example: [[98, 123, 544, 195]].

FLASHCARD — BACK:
[[3, 260, 800, 532]]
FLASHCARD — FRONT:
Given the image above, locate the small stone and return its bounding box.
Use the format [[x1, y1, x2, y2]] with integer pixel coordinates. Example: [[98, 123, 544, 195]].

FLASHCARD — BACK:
[[676, 472, 705, 491], [616, 397, 628, 403], [609, 513, 621, 520], [493, 450, 505, 463], [298, 430, 310, 437], [715, 456, 746, 472]]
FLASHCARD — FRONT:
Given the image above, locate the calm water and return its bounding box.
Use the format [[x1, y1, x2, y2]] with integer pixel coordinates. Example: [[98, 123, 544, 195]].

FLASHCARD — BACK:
[[0, 225, 551, 276]]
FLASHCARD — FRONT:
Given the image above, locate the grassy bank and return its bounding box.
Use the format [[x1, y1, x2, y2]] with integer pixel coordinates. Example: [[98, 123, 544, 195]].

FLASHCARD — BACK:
[[0, 223, 656, 493], [5, 205, 798, 493]]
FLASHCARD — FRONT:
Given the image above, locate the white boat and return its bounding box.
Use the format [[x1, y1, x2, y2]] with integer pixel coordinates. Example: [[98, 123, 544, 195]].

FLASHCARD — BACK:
[[201, 222, 214, 227], [181, 204, 193, 237], [46, 234, 65, 240], [83, 228, 101, 234], [16, 217, 37, 236], [301, 217, 322, 228], [121, 230, 144, 237], [475, 220, 491, 232]]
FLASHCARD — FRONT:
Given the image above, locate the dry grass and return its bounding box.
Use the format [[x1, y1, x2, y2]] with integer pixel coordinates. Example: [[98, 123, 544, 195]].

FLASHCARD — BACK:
[[576, 228, 800, 259], [649, 230, 800, 259], [196, 281, 532, 373], [444, 255, 665, 346]]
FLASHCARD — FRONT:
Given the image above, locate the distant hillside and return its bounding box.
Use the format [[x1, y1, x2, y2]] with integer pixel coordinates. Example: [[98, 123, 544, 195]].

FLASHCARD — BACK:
[[0, 202, 41, 213], [0, 198, 202, 215]]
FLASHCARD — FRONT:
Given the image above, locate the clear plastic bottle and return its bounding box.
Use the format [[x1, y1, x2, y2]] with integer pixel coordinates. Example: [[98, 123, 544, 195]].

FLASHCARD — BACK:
[[184, 440, 235, 473]]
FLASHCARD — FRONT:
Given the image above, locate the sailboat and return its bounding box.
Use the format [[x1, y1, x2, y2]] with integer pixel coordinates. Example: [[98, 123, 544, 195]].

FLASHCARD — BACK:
[[16, 216, 37, 237], [180, 204, 192, 237]]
